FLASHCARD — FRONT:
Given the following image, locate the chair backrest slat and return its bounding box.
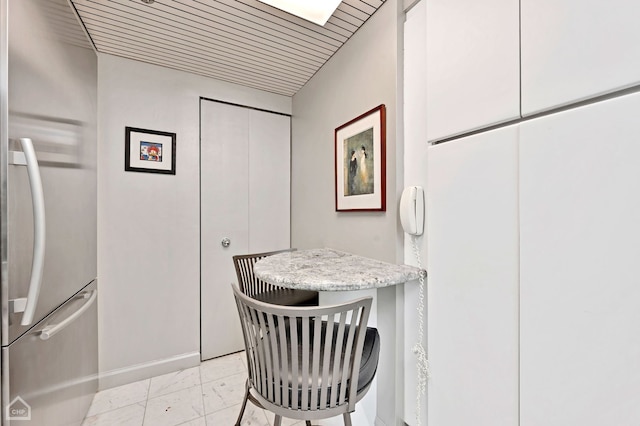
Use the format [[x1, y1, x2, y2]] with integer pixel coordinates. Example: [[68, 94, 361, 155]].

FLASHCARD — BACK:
[[266, 313, 281, 405], [277, 314, 289, 408], [300, 316, 310, 410], [330, 312, 348, 408], [319, 315, 335, 409], [309, 316, 322, 410], [290, 316, 299, 409], [248, 306, 267, 397], [338, 307, 359, 406], [257, 309, 274, 402], [236, 298, 256, 387], [347, 307, 369, 411]]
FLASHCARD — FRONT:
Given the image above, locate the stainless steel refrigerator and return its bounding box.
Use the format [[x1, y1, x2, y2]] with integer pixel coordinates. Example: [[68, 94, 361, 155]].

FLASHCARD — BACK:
[[0, 0, 98, 424]]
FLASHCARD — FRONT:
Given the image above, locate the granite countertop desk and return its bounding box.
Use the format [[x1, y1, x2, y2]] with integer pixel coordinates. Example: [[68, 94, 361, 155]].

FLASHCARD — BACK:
[[253, 248, 424, 292]]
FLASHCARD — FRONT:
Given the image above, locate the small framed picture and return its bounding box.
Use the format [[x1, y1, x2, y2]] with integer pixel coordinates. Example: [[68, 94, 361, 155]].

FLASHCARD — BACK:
[[335, 104, 386, 211], [125, 126, 176, 175]]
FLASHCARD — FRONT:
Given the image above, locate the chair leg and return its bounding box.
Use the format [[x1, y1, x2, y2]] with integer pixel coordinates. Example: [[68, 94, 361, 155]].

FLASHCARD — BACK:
[[305, 421, 312, 426], [235, 381, 251, 426], [274, 414, 283, 426], [343, 412, 352, 426]]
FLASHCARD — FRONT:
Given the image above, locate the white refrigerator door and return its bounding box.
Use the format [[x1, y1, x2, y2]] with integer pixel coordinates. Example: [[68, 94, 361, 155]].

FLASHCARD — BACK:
[[3, 0, 97, 345]]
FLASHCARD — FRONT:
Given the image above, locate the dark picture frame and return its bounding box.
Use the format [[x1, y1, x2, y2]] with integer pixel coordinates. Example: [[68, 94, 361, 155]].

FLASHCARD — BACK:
[[335, 104, 386, 211], [125, 126, 176, 175]]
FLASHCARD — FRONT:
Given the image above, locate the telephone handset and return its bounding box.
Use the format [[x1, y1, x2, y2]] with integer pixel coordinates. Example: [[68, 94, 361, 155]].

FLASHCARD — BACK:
[[400, 186, 424, 236]]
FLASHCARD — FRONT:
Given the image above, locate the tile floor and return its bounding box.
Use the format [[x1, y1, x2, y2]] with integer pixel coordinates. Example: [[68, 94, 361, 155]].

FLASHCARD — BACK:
[[82, 351, 308, 426]]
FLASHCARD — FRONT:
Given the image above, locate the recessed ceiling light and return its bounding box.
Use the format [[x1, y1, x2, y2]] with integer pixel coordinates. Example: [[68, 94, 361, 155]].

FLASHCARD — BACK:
[[257, 0, 342, 26]]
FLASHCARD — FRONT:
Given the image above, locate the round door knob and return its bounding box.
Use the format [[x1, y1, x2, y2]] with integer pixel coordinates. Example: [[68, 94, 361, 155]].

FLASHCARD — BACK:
[[221, 238, 231, 248]]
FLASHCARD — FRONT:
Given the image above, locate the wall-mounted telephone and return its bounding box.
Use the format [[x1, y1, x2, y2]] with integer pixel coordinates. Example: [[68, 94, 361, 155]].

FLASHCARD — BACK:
[[401, 185, 429, 426], [400, 186, 424, 236]]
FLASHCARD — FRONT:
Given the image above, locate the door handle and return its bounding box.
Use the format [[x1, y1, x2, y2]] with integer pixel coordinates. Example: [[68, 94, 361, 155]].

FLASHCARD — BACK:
[[221, 237, 231, 248], [9, 138, 46, 326], [39, 289, 97, 340]]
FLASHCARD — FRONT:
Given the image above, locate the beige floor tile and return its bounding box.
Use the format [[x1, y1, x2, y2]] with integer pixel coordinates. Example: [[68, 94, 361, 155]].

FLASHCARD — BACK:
[[149, 367, 202, 399], [264, 411, 358, 426], [86, 379, 150, 417], [200, 351, 247, 384], [202, 371, 247, 414], [176, 416, 207, 426], [143, 385, 204, 426], [82, 402, 145, 426], [83, 352, 284, 426], [263, 410, 307, 426], [206, 403, 269, 426]]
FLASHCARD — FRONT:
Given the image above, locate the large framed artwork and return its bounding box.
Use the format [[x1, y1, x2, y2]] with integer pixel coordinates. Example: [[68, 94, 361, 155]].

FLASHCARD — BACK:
[[335, 104, 386, 211], [125, 126, 176, 175]]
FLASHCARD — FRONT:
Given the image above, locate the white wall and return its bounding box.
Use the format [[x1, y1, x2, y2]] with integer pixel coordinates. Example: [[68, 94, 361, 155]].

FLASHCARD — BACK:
[[291, 1, 403, 424], [97, 53, 291, 388], [291, 0, 400, 266]]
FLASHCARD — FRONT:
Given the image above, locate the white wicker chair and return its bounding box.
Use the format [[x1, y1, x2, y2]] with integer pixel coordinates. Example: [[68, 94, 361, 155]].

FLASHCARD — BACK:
[[232, 285, 380, 426]]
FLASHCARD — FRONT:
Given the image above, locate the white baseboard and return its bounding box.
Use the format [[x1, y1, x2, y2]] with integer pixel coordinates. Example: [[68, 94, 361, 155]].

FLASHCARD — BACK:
[[98, 351, 201, 390]]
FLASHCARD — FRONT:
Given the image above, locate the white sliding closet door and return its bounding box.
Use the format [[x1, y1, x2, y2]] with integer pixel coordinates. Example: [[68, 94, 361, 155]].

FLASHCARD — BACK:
[[248, 109, 291, 253], [200, 100, 290, 360]]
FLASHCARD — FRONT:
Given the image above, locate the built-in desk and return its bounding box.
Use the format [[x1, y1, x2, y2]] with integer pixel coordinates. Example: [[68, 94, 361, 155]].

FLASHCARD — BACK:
[[254, 248, 424, 425], [253, 248, 423, 291]]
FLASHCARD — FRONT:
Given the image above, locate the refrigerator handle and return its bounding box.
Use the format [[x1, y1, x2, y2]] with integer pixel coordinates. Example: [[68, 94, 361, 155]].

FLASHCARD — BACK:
[[18, 137, 47, 326], [39, 289, 97, 340]]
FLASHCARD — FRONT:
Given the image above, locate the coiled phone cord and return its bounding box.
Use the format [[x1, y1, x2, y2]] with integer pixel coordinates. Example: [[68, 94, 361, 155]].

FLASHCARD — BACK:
[[411, 234, 430, 426]]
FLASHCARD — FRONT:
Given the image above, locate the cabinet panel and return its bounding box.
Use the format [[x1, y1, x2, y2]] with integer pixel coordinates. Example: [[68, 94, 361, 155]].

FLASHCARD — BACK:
[[426, 126, 519, 426], [521, 0, 640, 115], [520, 93, 640, 425], [426, 0, 520, 141]]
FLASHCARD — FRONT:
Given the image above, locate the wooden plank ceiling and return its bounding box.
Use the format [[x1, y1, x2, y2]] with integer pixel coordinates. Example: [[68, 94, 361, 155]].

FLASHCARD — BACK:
[[69, 0, 385, 96]]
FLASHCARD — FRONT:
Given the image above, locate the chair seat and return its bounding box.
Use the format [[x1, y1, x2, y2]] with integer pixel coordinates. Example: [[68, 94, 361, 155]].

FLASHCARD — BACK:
[[278, 324, 380, 408], [354, 327, 381, 392], [252, 288, 319, 306]]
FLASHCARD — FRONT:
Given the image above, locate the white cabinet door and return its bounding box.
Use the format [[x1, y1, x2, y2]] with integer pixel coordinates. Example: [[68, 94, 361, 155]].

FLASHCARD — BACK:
[[426, 126, 519, 426], [520, 93, 640, 425], [521, 0, 640, 115], [200, 101, 291, 360], [426, 0, 520, 142]]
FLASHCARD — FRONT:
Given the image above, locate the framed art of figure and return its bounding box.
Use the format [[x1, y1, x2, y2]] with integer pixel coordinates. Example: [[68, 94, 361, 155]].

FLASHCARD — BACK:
[[125, 126, 176, 175], [335, 104, 386, 211]]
